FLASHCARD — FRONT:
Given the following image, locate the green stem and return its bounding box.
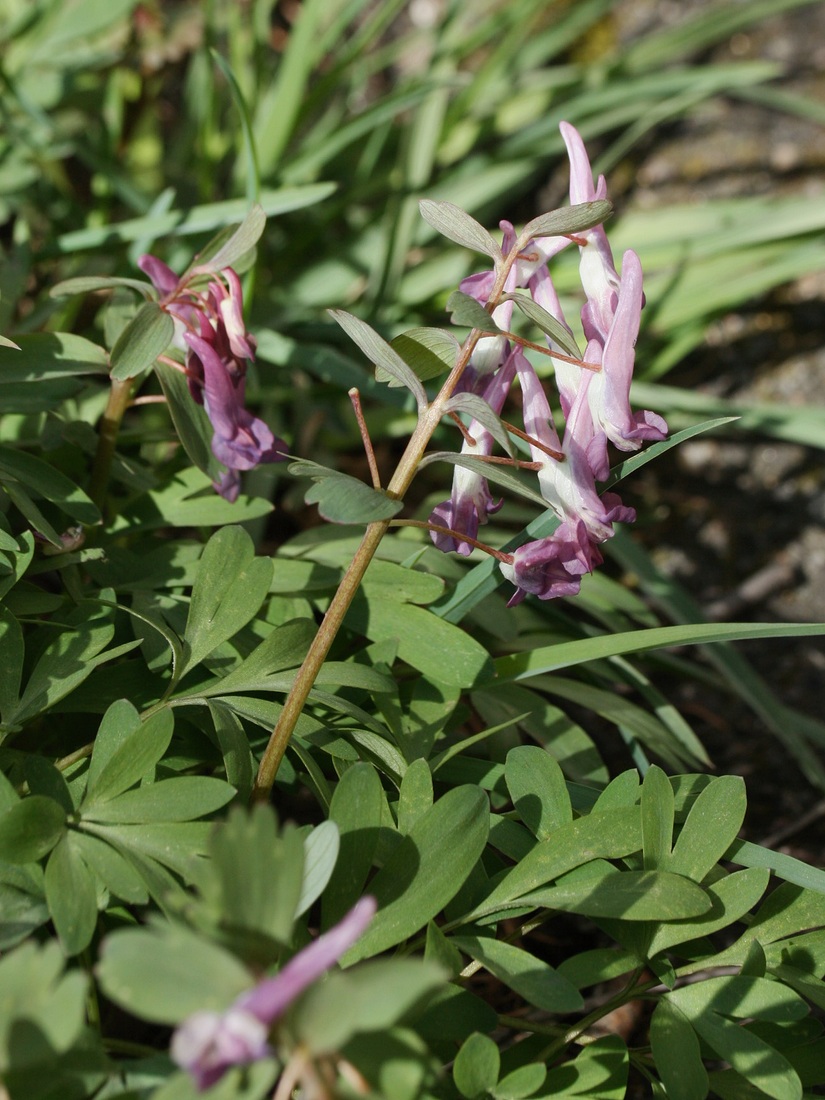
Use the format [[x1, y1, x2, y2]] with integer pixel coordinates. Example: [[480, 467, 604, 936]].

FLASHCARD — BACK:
[[252, 240, 525, 801], [88, 377, 133, 512]]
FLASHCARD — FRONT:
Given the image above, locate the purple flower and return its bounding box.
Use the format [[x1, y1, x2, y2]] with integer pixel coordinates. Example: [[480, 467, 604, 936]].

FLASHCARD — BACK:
[[559, 121, 622, 348], [171, 897, 377, 1092], [584, 250, 668, 469], [498, 350, 635, 603], [429, 353, 516, 555], [500, 519, 602, 604], [138, 254, 287, 499], [185, 332, 287, 502]]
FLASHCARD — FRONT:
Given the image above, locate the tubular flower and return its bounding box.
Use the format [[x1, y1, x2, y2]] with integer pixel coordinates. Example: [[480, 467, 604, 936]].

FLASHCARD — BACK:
[[170, 897, 377, 1092], [428, 121, 666, 603], [429, 352, 516, 555], [139, 255, 288, 500]]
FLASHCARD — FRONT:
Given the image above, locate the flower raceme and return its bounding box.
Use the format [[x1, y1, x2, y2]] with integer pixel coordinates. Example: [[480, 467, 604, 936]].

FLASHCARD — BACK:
[[170, 897, 377, 1092], [139, 255, 288, 500], [429, 122, 667, 603]]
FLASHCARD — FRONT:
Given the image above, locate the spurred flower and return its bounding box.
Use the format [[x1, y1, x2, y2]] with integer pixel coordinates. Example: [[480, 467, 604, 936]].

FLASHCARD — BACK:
[[171, 897, 377, 1092], [139, 254, 287, 500], [429, 352, 516, 555], [427, 123, 666, 603]]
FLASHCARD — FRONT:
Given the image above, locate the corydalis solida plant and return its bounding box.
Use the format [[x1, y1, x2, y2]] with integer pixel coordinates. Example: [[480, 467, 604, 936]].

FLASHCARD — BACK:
[[429, 122, 667, 603], [139, 254, 288, 501], [254, 123, 667, 797]]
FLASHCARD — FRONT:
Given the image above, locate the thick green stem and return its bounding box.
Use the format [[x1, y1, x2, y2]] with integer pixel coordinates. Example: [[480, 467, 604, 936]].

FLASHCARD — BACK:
[[251, 240, 525, 802], [88, 377, 133, 512]]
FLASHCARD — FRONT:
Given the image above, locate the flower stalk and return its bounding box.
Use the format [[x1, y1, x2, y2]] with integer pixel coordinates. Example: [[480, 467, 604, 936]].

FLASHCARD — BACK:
[[252, 239, 525, 801]]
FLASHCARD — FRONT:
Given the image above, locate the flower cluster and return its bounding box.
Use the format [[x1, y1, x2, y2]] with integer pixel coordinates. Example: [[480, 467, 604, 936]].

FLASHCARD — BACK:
[[170, 897, 377, 1091], [139, 255, 288, 501], [430, 122, 667, 603]]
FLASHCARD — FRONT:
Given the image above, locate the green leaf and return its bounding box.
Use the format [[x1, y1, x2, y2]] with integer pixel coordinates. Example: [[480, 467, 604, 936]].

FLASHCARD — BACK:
[[454, 1032, 500, 1099], [56, 186, 336, 252], [207, 805, 305, 948], [521, 199, 613, 239], [110, 301, 175, 380], [0, 608, 23, 726], [424, 451, 547, 508], [641, 765, 674, 871], [0, 797, 66, 864], [0, 333, 109, 382], [44, 834, 98, 955], [540, 1034, 627, 1098], [670, 974, 808, 1023], [180, 618, 316, 697], [452, 935, 583, 1013], [329, 310, 427, 406], [208, 700, 255, 800], [82, 707, 174, 806], [493, 1064, 547, 1100], [0, 444, 101, 526], [503, 292, 583, 359], [342, 786, 489, 963], [299, 465, 404, 524], [155, 358, 219, 478], [494, 622, 825, 683], [297, 821, 339, 917], [505, 746, 572, 839], [446, 290, 502, 332], [472, 808, 641, 918], [180, 526, 274, 677], [323, 763, 386, 929], [362, 559, 445, 605], [397, 759, 433, 836], [669, 775, 746, 881], [0, 941, 87, 1073], [391, 327, 459, 382], [97, 923, 253, 1024], [556, 947, 639, 991], [345, 595, 493, 688], [190, 203, 266, 274], [10, 599, 118, 726], [647, 866, 770, 957], [294, 958, 446, 1055], [649, 1001, 708, 1100], [87, 699, 141, 793], [523, 865, 712, 922], [684, 1008, 802, 1100], [71, 832, 148, 905], [50, 275, 153, 298], [81, 777, 234, 824], [0, 531, 34, 603], [418, 200, 503, 260], [444, 391, 516, 457]]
